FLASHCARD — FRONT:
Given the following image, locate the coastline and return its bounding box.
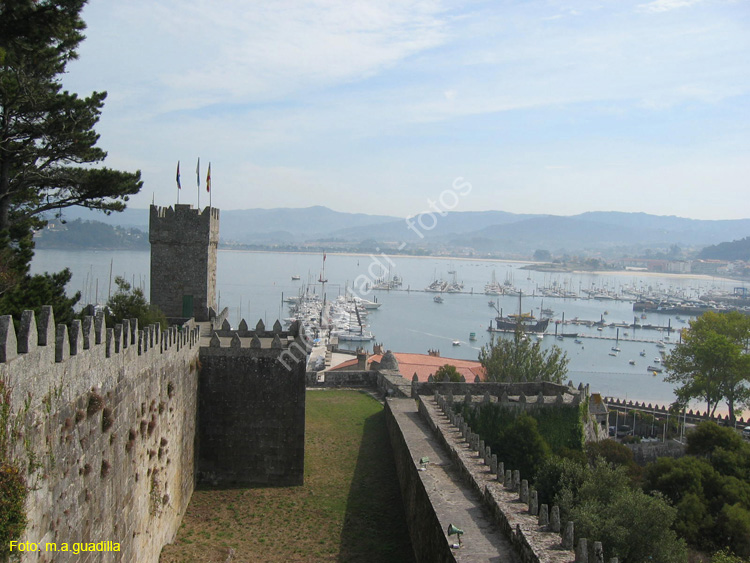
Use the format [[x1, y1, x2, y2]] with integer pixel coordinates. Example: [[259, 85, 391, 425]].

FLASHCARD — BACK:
[[217, 248, 742, 284]]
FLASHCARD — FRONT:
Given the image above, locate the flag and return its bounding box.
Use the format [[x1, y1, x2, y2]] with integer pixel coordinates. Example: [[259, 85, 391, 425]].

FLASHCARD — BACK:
[[176, 161, 181, 189], [196, 158, 200, 187], [323, 253, 326, 262], [206, 163, 211, 192]]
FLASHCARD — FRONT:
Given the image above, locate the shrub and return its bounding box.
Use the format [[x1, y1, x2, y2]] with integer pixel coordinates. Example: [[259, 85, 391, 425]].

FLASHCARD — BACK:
[[434, 364, 461, 382], [86, 392, 103, 417], [0, 463, 28, 557]]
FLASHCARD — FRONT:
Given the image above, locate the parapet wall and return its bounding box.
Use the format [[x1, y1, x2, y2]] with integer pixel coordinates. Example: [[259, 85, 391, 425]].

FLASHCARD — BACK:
[[197, 319, 306, 486], [148, 204, 220, 246], [0, 307, 201, 563], [385, 400, 457, 563], [417, 395, 578, 563]]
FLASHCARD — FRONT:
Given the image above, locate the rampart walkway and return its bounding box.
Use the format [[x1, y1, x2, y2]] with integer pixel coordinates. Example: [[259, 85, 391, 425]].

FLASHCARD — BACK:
[[387, 398, 520, 562]]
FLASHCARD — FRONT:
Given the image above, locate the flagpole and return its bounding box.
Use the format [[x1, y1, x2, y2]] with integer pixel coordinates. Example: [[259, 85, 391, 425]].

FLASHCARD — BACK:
[[196, 157, 201, 210]]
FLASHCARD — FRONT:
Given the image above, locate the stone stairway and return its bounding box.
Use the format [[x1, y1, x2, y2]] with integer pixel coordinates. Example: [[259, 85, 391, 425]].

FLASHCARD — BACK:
[[387, 398, 520, 562]]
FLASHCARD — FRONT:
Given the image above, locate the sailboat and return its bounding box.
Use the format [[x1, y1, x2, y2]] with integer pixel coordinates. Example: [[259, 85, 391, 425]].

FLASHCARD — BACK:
[[318, 253, 328, 284], [488, 291, 549, 334], [611, 328, 621, 352], [485, 269, 503, 295]]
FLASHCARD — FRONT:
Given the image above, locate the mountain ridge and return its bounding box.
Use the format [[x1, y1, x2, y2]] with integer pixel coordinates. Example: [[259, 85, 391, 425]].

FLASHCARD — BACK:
[[46, 206, 750, 256]]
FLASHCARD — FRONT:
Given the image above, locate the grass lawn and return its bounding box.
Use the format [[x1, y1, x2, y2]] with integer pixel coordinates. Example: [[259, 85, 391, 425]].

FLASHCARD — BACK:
[[160, 390, 415, 562]]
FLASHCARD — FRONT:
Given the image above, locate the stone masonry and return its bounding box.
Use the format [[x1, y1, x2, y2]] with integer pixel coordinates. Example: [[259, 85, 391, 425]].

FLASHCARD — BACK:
[[0, 308, 202, 563], [149, 204, 219, 322], [197, 319, 307, 486]]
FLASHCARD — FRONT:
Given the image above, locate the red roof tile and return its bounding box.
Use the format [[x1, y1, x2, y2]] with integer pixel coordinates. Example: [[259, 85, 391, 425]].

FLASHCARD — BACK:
[[329, 352, 485, 382]]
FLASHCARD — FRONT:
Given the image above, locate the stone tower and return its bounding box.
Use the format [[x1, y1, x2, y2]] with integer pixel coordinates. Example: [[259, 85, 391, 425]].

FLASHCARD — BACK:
[[149, 204, 219, 321]]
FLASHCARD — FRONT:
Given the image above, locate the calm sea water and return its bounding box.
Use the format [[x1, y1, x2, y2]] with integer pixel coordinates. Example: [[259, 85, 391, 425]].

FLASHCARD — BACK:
[[31, 249, 743, 414]]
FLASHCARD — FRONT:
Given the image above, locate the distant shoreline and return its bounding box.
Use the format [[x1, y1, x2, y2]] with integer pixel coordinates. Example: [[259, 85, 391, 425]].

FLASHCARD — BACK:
[[217, 248, 741, 284]]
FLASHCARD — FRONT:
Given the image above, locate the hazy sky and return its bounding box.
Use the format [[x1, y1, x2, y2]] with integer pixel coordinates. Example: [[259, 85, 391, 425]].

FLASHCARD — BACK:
[[63, 0, 749, 220]]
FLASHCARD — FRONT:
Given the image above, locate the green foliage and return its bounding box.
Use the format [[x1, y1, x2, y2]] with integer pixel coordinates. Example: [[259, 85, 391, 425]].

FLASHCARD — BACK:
[[585, 439, 642, 481], [534, 454, 587, 508], [462, 403, 584, 470], [0, 377, 28, 555], [0, 0, 143, 235], [537, 455, 687, 562], [434, 364, 461, 382], [0, 267, 80, 324], [664, 311, 750, 421], [717, 504, 750, 557], [35, 219, 149, 250], [687, 422, 748, 461], [571, 481, 687, 563], [494, 413, 550, 479], [106, 276, 166, 329], [0, 0, 142, 318], [479, 326, 569, 383], [713, 548, 750, 563], [462, 401, 585, 495], [0, 462, 27, 557], [643, 423, 750, 555]]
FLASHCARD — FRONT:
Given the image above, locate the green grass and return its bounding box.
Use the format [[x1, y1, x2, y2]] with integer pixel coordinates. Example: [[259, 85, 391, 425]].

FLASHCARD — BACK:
[[160, 390, 414, 562]]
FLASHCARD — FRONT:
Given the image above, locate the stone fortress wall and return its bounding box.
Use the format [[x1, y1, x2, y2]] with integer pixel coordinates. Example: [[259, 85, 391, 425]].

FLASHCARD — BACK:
[[198, 318, 307, 487], [0, 307, 202, 563], [0, 201, 614, 562], [149, 204, 219, 322]]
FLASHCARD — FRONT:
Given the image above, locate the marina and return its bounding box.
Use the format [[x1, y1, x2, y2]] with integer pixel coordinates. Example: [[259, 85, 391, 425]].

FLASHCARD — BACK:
[[31, 248, 747, 413]]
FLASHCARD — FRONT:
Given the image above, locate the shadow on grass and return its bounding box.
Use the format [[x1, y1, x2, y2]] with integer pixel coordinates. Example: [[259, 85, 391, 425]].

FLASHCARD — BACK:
[[338, 398, 415, 563]]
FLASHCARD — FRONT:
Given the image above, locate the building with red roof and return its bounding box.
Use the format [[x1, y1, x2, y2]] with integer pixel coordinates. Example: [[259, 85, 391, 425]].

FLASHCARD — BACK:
[[327, 352, 485, 382]]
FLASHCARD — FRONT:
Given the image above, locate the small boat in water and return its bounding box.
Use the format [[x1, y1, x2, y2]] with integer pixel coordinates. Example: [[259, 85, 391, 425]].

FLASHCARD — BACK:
[[434, 295, 444, 304], [469, 332, 477, 341], [640, 350, 647, 357], [629, 360, 636, 365], [452, 340, 461, 346], [648, 365, 663, 373], [291, 274, 301, 280]]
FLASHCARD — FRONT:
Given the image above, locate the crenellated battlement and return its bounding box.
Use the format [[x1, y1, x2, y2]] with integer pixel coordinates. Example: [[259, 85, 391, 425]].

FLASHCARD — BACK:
[[149, 204, 219, 322], [200, 318, 308, 361], [0, 306, 201, 413], [148, 204, 219, 244], [197, 318, 307, 486]]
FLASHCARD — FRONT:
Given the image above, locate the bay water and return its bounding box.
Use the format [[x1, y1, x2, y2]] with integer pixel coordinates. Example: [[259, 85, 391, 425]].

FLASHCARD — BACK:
[[30, 249, 744, 415]]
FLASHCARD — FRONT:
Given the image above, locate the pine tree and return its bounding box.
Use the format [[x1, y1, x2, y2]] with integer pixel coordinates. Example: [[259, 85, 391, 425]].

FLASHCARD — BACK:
[[0, 0, 142, 318]]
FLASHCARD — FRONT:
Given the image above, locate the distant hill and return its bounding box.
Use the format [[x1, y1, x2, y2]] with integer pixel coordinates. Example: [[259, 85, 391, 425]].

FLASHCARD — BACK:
[[35, 219, 149, 249], [219, 206, 397, 243], [576, 212, 750, 245], [46, 207, 151, 231], [42, 206, 750, 257], [51, 206, 398, 244], [698, 237, 750, 261], [328, 210, 539, 242]]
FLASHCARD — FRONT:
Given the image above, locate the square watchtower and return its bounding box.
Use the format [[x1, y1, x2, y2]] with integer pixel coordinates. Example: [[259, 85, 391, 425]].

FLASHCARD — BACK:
[[149, 204, 220, 322]]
